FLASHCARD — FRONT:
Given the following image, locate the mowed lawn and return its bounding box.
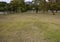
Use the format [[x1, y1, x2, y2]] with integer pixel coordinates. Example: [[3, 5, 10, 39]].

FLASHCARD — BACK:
[[0, 13, 60, 42]]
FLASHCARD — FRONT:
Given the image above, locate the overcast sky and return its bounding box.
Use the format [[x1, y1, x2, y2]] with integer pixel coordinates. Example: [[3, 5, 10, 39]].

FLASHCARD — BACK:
[[0, 0, 33, 3], [0, 0, 48, 3], [25, 0, 32, 1], [0, 0, 11, 3]]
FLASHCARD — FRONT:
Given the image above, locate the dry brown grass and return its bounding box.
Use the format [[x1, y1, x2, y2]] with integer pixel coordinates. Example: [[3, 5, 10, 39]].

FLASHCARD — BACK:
[[0, 13, 60, 42]]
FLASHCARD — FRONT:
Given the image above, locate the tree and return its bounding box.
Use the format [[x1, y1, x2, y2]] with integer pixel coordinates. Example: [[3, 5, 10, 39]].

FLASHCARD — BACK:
[[55, 0, 60, 12], [0, 2, 7, 11], [8, 0, 27, 13], [40, 0, 47, 12], [33, 0, 40, 13], [33, 0, 48, 13]]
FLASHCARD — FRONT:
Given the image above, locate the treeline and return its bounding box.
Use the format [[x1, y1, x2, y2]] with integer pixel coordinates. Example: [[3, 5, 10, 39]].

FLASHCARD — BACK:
[[0, 0, 27, 13], [0, 2, 7, 11], [0, 0, 60, 14]]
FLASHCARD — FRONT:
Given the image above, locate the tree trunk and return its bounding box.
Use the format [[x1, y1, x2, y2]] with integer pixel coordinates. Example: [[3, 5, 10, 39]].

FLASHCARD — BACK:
[[51, 10, 55, 15]]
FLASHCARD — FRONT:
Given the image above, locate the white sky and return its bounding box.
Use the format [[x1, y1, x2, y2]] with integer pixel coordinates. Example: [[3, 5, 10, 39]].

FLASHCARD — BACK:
[[0, 0, 32, 3], [0, 0, 48, 3], [25, 0, 32, 2], [0, 0, 11, 3]]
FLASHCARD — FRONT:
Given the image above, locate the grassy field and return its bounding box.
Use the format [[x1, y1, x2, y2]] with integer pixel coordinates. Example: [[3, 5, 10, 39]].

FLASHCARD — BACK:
[[0, 12, 60, 42]]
